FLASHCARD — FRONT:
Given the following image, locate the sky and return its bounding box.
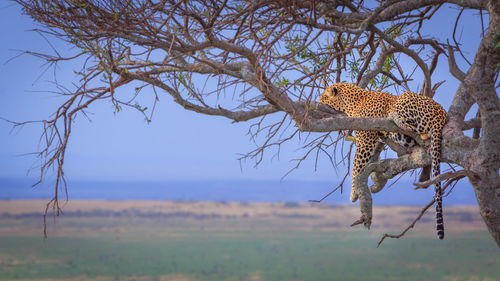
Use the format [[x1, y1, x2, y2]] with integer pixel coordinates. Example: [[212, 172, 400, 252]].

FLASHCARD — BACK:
[[0, 3, 485, 191]]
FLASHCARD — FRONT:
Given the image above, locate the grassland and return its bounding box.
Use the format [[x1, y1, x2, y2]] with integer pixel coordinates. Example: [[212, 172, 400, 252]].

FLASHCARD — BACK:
[[0, 200, 498, 281]]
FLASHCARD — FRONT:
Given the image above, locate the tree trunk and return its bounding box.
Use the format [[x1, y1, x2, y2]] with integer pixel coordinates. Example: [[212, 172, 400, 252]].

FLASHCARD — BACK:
[[470, 169, 500, 246], [466, 0, 500, 246]]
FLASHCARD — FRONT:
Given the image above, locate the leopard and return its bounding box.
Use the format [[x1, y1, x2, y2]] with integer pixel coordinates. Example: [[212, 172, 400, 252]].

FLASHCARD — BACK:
[[320, 82, 448, 239]]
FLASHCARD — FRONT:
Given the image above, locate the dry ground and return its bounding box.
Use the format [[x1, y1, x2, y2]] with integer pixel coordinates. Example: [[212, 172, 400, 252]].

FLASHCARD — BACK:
[[0, 200, 486, 238]]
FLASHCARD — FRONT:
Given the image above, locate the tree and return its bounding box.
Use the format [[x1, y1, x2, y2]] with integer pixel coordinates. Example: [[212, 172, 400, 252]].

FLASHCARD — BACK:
[[11, 0, 500, 245]]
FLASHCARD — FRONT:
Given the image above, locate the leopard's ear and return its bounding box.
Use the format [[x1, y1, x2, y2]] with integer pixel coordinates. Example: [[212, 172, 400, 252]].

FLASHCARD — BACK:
[[325, 86, 338, 97], [332, 87, 338, 96], [320, 85, 338, 103]]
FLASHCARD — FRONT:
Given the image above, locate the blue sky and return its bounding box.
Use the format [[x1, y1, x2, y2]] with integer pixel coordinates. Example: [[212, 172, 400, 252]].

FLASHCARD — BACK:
[[0, 3, 484, 188]]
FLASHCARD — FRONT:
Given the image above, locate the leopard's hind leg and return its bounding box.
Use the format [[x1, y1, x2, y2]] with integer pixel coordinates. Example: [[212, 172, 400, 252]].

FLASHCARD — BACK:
[[386, 132, 418, 153]]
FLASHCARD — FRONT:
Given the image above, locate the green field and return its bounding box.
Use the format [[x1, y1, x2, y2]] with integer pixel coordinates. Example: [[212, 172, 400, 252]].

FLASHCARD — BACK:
[[0, 200, 498, 281], [1, 231, 499, 281]]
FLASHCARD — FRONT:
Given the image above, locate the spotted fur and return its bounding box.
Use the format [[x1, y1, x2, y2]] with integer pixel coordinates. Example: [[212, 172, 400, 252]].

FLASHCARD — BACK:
[[320, 82, 448, 239]]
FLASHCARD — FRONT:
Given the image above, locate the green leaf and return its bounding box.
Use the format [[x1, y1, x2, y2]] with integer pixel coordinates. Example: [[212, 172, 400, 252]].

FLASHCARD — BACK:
[[114, 104, 121, 115]]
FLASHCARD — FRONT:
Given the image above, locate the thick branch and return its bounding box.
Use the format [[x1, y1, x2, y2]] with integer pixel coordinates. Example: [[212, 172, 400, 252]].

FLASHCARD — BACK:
[[462, 117, 482, 130], [300, 115, 413, 135], [323, 0, 485, 26], [360, 147, 432, 194], [117, 68, 278, 122]]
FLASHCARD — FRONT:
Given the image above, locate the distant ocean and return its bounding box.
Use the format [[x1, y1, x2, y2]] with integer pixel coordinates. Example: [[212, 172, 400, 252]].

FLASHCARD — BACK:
[[0, 178, 477, 205]]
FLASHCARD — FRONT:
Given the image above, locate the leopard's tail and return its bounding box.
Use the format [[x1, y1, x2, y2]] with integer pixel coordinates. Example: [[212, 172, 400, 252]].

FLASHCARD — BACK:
[[431, 129, 444, 240]]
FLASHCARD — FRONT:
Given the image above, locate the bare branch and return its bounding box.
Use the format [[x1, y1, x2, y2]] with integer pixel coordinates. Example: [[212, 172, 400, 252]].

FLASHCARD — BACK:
[[414, 170, 472, 189], [447, 42, 466, 82], [377, 175, 464, 246], [377, 199, 434, 247]]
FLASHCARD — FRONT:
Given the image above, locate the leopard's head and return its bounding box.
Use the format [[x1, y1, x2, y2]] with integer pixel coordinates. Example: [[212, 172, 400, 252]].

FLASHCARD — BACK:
[[320, 82, 362, 112]]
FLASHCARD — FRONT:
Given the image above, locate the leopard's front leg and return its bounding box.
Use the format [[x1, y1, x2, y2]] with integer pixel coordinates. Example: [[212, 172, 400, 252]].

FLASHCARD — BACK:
[[350, 131, 380, 202]]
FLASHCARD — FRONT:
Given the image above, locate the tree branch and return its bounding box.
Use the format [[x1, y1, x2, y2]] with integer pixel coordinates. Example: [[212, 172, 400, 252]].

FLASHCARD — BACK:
[[377, 174, 465, 246], [414, 170, 472, 189], [447, 43, 466, 82], [377, 199, 435, 247]]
